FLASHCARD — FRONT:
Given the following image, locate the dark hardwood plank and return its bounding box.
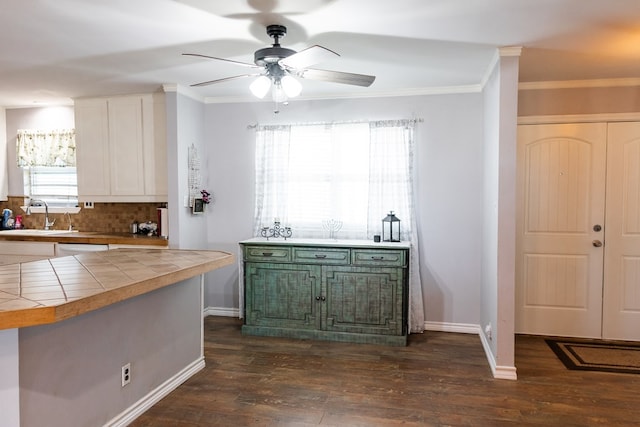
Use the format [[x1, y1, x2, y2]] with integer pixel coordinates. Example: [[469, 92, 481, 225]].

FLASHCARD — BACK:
[[130, 317, 640, 426]]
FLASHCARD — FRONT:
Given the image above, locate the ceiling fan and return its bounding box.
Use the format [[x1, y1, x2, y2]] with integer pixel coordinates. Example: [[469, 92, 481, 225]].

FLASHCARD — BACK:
[[183, 24, 376, 106]]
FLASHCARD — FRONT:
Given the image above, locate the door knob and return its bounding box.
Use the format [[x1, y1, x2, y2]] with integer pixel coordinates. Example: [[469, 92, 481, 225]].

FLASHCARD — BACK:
[[593, 224, 602, 232], [593, 240, 603, 247]]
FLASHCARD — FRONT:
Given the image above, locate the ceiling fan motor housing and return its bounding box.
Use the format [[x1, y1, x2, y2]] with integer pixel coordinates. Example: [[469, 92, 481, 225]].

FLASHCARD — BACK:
[[254, 24, 296, 66]]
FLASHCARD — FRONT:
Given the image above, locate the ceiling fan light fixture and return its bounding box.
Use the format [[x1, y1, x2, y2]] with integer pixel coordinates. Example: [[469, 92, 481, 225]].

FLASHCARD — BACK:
[[281, 75, 302, 98], [250, 75, 271, 98], [272, 80, 288, 103]]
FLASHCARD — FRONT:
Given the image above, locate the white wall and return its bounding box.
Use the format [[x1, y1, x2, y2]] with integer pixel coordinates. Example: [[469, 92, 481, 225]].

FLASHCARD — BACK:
[[201, 94, 485, 325]]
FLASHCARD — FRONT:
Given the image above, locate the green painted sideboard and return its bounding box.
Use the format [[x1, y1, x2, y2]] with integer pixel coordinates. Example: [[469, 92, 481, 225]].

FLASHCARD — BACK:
[[240, 238, 410, 346]]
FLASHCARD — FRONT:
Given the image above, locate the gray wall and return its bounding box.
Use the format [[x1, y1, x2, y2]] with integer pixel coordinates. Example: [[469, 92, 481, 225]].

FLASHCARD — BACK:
[[480, 53, 520, 373], [165, 90, 209, 250], [19, 276, 202, 427], [201, 94, 486, 326]]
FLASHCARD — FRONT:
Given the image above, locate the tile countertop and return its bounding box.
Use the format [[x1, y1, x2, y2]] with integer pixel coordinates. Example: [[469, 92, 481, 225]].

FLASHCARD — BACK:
[[0, 230, 168, 246], [0, 249, 235, 330]]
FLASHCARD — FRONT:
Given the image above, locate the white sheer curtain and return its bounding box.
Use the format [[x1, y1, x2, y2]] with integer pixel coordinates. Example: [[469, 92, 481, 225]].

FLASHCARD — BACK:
[[368, 121, 425, 333], [252, 120, 425, 333]]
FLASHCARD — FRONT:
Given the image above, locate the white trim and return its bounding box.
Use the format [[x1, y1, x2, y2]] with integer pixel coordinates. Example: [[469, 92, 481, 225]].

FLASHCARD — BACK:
[[478, 329, 518, 380], [199, 275, 204, 360], [424, 321, 480, 335], [425, 321, 517, 380], [203, 84, 483, 104], [479, 46, 523, 91], [162, 83, 205, 103], [519, 77, 640, 91], [495, 365, 518, 380], [518, 112, 640, 125], [103, 357, 206, 427], [77, 195, 167, 203], [480, 50, 500, 90], [499, 46, 523, 57], [203, 306, 240, 318]]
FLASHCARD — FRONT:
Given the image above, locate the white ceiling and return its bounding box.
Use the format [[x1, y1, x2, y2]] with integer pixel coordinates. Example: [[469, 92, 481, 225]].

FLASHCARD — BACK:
[[2, 0, 640, 108]]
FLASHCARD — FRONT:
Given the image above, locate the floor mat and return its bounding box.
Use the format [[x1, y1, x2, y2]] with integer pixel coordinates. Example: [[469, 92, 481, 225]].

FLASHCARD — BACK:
[[546, 338, 640, 374]]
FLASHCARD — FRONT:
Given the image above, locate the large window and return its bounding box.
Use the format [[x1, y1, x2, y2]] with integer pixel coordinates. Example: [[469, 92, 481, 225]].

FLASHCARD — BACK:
[[22, 166, 77, 207], [254, 120, 415, 240], [17, 129, 77, 207]]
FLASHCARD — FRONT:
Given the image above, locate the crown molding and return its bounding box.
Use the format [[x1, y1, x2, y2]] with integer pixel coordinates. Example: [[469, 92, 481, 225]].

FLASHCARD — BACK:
[[162, 84, 205, 103], [202, 84, 483, 104], [519, 77, 640, 91], [518, 112, 640, 125], [499, 46, 523, 57]]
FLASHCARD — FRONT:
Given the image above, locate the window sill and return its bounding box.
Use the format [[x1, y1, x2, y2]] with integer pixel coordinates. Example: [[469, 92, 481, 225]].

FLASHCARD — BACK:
[[19, 206, 82, 214]]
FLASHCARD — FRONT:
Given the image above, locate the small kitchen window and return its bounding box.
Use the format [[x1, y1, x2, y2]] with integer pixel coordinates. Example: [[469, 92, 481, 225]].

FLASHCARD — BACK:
[[17, 128, 78, 208]]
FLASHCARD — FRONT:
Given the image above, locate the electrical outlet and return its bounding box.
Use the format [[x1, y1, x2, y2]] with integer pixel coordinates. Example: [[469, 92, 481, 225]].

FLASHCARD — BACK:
[[484, 324, 493, 341], [83, 201, 94, 209], [121, 363, 131, 387]]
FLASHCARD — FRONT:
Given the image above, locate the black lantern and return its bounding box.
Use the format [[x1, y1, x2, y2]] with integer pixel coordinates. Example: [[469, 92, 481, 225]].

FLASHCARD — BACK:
[[382, 211, 401, 242]]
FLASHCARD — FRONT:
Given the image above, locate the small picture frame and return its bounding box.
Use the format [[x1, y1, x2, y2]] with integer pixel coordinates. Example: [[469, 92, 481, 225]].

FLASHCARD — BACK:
[[192, 198, 205, 214]]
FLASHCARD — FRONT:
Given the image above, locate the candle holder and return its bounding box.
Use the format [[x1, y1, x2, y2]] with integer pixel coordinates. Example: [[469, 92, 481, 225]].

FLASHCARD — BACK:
[[261, 220, 293, 240], [322, 219, 343, 240]]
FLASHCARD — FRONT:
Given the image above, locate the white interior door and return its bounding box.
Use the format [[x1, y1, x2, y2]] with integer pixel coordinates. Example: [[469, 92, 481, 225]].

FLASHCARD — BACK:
[[516, 123, 607, 338], [603, 122, 640, 340]]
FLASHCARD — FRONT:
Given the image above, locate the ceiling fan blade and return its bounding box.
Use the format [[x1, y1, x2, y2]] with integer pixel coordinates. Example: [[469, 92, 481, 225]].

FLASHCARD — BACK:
[[298, 68, 376, 87], [190, 74, 260, 87], [279, 45, 339, 70], [182, 53, 260, 69]]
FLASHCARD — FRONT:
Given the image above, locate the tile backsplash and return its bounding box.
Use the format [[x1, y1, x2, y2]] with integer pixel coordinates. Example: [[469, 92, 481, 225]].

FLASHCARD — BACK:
[[0, 196, 164, 233]]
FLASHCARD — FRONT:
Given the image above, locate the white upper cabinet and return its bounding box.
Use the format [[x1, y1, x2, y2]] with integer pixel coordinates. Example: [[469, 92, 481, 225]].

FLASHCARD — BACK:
[[74, 93, 167, 202]]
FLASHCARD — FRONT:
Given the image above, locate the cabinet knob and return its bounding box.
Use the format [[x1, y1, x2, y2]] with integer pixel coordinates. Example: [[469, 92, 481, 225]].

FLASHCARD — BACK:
[[315, 296, 326, 302]]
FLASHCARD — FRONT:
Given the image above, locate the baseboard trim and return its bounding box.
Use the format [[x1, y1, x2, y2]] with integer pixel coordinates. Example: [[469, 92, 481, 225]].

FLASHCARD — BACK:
[[103, 357, 206, 427], [426, 320, 517, 380], [424, 321, 480, 335], [203, 306, 240, 318]]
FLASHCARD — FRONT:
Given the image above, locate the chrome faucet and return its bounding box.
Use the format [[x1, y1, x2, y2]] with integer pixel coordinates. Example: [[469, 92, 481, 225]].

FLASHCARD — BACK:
[[64, 212, 73, 231], [25, 199, 55, 230]]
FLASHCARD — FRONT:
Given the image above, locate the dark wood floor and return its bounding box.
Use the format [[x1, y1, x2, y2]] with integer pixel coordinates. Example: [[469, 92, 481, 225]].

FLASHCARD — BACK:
[[130, 316, 640, 426]]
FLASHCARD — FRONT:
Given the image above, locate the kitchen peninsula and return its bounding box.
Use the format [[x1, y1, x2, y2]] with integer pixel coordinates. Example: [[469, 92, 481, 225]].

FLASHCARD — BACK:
[[0, 248, 234, 427]]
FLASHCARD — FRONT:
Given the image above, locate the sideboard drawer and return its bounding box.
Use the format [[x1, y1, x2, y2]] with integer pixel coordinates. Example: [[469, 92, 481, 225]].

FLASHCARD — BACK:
[[244, 246, 291, 262], [351, 249, 406, 267], [293, 247, 350, 265]]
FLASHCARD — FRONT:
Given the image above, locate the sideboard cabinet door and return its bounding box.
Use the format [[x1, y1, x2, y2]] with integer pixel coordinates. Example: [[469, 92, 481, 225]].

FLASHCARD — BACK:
[[323, 266, 405, 336], [244, 263, 321, 330]]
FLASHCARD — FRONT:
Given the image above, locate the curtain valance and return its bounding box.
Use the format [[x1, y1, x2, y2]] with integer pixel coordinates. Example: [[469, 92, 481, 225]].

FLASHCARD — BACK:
[[17, 128, 76, 167]]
